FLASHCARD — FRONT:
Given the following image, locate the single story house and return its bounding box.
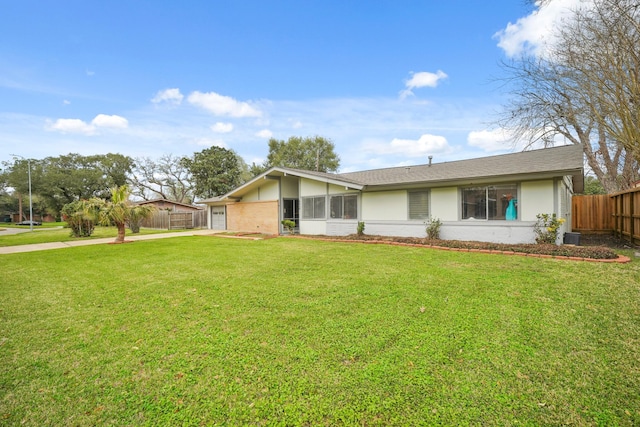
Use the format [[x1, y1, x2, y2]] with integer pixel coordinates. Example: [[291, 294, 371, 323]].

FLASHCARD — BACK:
[[202, 145, 584, 244]]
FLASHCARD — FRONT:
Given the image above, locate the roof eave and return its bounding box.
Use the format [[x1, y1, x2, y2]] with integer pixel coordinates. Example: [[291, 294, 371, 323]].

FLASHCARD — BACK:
[[362, 169, 584, 191]]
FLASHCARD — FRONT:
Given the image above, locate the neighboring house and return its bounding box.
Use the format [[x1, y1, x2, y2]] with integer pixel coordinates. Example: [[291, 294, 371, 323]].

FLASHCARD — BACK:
[[136, 199, 203, 212], [202, 145, 584, 244]]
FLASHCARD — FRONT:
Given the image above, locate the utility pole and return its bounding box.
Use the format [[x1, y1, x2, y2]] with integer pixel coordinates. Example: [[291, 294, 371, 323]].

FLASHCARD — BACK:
[[11, 154, 34, 232]]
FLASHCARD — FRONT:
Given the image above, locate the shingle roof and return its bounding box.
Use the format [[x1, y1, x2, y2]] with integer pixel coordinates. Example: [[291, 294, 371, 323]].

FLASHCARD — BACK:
[[203, 145, 584, 204], [336, 144, 584, 189]]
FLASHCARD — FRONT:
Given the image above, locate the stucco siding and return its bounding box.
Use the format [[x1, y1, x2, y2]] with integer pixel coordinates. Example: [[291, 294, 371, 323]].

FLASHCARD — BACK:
[[300, 178, 326, 197], [430, 187, 458, 220], [361, 191, 407, 221], [281, 176, 299, 198], [520, 180, 554, 221], [300, 220, 327, 235], [361, 221, 426, 238], [226, 200, 279, 234], [326, 220, 358, 236], [441, 221, 536, 244]]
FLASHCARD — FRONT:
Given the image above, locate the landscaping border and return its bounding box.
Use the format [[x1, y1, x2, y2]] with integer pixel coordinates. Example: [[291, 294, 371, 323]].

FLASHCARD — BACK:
[[291, 236, 632, 263]]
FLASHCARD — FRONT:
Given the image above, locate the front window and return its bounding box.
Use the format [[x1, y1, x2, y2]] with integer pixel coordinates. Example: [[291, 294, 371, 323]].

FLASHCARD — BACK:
[[329, 194, 358, 219], [462, 184, 518, 220], [408, 190, 430, 220], [301, 196, 326, 219]]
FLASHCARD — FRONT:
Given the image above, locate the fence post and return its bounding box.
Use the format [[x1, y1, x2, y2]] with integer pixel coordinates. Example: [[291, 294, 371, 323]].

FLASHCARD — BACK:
[[630, 191, 635, 245]]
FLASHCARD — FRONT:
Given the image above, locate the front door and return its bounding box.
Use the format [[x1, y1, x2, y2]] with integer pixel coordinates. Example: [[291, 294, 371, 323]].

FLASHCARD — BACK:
[[282, 199, 299, 232]]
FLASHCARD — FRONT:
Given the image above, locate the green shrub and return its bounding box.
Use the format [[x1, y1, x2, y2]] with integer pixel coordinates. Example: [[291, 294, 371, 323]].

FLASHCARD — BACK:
[[281, 219, 296, 234], [533, 213, 566, 244], [61, 199, 102, 237], [357, 221, 365, 236], [425, 217, 442, 240]]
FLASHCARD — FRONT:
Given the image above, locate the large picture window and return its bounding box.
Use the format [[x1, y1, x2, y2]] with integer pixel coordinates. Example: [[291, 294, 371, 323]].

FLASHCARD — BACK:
[[408, 190, 429, 220], [329, 194, 358, 219], [301, 196, 326, 219], [462, 184, 518, 220]]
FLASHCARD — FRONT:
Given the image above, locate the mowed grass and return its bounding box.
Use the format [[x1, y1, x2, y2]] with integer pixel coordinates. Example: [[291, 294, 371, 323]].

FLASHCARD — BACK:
[[1, 237, 639, 426], [0, 226, 180, 247]]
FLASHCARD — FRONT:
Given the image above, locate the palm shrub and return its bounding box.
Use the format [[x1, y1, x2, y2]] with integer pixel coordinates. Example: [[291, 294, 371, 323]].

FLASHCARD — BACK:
[[98, 186, 156, 243], [61, 198, 103, 237], [127, 205, 155, 233]]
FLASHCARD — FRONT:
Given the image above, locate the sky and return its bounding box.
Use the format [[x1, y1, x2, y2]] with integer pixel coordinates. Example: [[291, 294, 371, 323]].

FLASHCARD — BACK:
[[0, 0, 584, 173]]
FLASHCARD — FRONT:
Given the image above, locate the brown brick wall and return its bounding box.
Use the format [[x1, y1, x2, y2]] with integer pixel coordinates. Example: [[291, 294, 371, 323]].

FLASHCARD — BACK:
[[226, 200, 279, 235]]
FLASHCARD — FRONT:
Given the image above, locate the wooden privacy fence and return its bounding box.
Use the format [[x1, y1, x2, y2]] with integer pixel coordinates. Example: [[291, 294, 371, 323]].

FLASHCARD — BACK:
[[611, 187, 640, 246], [573, 188, 640, 245], [572, 195, 614, 233], [140, 210, 207, 230]]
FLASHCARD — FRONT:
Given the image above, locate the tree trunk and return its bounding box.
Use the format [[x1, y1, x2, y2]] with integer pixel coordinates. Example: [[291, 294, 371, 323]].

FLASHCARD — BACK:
[[114, 223, 127, 243]]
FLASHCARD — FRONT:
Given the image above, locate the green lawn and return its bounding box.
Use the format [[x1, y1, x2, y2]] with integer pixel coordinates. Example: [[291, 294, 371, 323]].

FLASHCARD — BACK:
[[1, 237, 639, 426], [0, 226, 182, 247]]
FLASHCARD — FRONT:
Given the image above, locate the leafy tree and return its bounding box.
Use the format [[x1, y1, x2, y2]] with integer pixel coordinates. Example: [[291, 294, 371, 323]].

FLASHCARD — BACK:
[[265, 136, 340, 172], [97, 185, 156, 243], [496, 0, 640, 193], [582, 176, 607, 195], [129, 154, 195, 203], [2, 153, 134, 216], [249, 162, 269, 177], [181, 146, 247, 199]]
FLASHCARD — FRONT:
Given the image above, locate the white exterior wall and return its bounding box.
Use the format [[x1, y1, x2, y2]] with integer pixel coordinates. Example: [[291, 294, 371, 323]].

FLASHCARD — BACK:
[[299, 178, 327, 235], [430, 187, 458, 221], [242, 180, 279, 202], [281, 176, 299, 198], [440, 222, 536, 244], [300, 220, 327, 235], [299, 176, 568, 244], [300, 178, 326, 196], [520, 180, 554, 221], [361, 191, 407, 221]]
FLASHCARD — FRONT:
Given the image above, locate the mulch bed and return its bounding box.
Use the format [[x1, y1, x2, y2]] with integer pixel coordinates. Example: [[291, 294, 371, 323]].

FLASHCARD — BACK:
[[293, 233, 633, 263]]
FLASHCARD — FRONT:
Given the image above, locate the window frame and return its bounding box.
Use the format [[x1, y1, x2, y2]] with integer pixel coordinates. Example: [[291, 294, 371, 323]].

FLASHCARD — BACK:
[[301, 195, 326, 219], [329, 193, 358, 220], [461, 184, 519, 221], [408, 189, 430, 220]]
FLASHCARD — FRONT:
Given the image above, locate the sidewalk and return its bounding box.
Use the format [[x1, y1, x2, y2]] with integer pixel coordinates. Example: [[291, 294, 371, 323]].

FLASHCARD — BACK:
[[0, 229, 216, 255]]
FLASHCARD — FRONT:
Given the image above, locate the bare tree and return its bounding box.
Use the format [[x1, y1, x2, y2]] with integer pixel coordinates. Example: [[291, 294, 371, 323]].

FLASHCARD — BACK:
[[129, 154, 194, 203], [497, 0, 640, 193]]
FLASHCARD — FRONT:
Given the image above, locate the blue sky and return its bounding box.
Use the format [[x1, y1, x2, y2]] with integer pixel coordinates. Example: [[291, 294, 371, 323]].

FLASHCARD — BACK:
[[1, 1, 578, 172]]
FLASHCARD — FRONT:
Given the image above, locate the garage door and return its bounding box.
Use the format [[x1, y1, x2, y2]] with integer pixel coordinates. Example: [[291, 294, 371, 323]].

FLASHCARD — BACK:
[[211, 207, 226, 230]]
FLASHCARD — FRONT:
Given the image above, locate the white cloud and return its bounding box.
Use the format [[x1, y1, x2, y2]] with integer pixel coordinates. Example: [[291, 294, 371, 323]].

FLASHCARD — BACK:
[[256, 129, 273, 139], [91, 114, 128, 129], [211, 122, 234, 133], [188, 91, 262, 118], [151, 88, 184, 105], [467, 128, 513, 152], [47, 114, 128, 135], [48, 118, 96, 135], [494, 0, 585, 57], [400, 70, 448, 99], [367, 133, 450, 157], [62, 100, 70, 105]]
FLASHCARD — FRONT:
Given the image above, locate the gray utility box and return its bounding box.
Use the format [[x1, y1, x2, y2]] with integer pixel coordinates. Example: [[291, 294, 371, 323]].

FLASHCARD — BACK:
[[563, 232, 581, 245]]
